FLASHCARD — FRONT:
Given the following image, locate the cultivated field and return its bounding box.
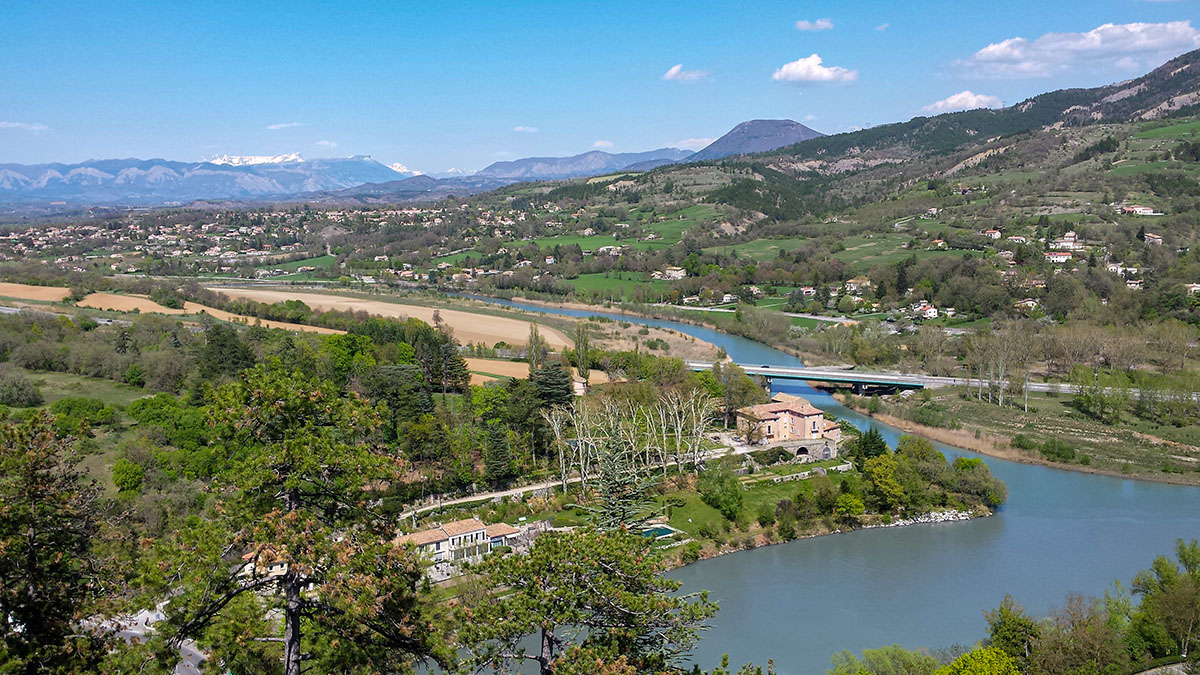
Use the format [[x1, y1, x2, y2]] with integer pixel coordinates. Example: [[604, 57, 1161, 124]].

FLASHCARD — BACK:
[[206, 287, 572, 348], [465, 357, 611, 384], [0, 282, 71, 302], [77, 292, 344, 334]]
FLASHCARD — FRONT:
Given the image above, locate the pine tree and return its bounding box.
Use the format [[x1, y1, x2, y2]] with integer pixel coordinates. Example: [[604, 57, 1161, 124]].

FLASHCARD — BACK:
[[145, 366, 447, 674], [0, 412, 111, 671], [532, 363, 575, 408], [485, 422, 515, 485]]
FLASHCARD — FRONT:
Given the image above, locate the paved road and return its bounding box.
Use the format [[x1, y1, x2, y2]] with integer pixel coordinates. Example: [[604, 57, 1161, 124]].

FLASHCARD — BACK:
[[397, 433, 757, 522]]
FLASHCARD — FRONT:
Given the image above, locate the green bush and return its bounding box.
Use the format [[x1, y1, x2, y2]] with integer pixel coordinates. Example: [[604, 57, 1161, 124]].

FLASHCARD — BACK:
[[756, 504, 776, 528], [49, 397, 116, 435], [1040, 439, 1077, 463], [1011, 434, 1038, 450], [111, 457, 144, 493], [680, 541, 702, 564], [0, 367, 42, 407], [777, 517, 797, 541]]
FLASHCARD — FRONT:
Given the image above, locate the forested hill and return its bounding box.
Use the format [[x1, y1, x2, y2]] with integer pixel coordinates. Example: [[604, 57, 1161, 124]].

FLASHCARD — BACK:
[[758, 48, 1200, 161]]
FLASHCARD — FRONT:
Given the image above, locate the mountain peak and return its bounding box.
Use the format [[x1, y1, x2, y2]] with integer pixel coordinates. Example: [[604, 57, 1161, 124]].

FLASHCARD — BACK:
[[690, 119, 825, 161]]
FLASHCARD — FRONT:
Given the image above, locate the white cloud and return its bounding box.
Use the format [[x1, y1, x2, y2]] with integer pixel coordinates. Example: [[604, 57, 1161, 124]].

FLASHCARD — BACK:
[[875, 23, 890, 31], [772, 54, 858, 83], [805, 114, 817, 121], [267, 122, 304, 130], [0, 121, 49, 132], [593, 140, 613, 148], [923, 90, 1004, 113], [315, 140, 337, 147], [662, 64, 708, 81], [956, 21, 1200, 78], [674, 137, 716, 150], [795, 18, 833, 31], [513, 125, 539, 133]]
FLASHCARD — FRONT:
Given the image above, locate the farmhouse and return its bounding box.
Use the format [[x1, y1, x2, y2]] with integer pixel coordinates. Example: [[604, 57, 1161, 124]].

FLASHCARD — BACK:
[[736, 393, 841, 455]]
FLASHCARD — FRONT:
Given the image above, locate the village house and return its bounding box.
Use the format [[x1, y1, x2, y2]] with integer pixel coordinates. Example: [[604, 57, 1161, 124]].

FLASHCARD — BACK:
[[1144, 233, 1163, 245], [1044, 251, 1073, 264], [845, 277, 873, 293], [1014, 298, 1040, 311], [983, 229, 1001, 240], [1184, 283, 1200, 296], [661, 266, 687, 281], [736, 393, 841, 457], [1007, 235, 1027, 244], [394, 517, 520, 565]]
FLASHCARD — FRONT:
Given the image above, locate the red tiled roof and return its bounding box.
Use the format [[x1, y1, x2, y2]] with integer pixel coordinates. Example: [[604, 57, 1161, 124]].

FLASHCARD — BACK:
[[486, 523, 520, 538], [440, 518, 487, 536], [737, 396, 822, 420], [395, 529, 448, 547]]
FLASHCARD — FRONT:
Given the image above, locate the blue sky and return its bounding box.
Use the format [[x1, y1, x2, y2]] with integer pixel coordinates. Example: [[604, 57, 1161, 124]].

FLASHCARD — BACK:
[[2, 1, 1199, 172]]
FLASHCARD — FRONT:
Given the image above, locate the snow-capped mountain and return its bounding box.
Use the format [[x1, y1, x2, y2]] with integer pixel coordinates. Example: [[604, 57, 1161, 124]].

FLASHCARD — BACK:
[[387, 162, 423, 177], [207, 153, 305, 166], [0, 155, 410, 204]]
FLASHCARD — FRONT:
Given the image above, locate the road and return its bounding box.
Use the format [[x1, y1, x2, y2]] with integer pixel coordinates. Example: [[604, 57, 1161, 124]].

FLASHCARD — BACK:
[[396, 432, 759, 522]]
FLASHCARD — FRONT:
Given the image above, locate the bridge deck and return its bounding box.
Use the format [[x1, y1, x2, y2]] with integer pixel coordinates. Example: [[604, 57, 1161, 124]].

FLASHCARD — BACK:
[[685, 362, 925, 389]]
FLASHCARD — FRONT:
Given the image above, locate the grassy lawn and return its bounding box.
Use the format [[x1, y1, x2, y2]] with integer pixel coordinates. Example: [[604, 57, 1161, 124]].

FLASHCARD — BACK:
[[258, 254, 337, 280], [1110, 161, 1200, 177], [530, 233, 672, 252], [648, 204, 722, 243], [570, 272, 669, 297], [703, 236, 808, 261], [1133, 118, 1200, 140], [17, 368, 150, 408], [435, 250, 481, 264], [833, 233, 974, 271]]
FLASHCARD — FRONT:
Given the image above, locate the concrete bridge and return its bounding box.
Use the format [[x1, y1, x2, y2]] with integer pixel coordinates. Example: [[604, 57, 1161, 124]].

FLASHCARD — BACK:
[[685, 361, 927, 391]]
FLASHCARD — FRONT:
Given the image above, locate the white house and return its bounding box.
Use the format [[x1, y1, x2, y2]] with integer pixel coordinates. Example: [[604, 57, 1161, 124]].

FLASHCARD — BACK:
[[661, 266, 687, 281]]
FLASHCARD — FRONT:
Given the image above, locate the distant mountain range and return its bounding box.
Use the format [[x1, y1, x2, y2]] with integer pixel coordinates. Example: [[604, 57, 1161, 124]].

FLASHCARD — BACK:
[[476, 148, 695, 180], [0, 155, 413, 204], [7, 43, 1200, 210], [0, 118, 831, 206]]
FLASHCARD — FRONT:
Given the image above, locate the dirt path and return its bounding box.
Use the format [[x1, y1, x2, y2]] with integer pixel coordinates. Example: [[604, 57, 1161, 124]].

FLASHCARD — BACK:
[[206, 287, 571, 348]]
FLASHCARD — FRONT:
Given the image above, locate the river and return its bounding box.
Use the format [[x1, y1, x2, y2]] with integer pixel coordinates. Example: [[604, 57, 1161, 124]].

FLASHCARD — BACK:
[[467, 296, 1200, 673]]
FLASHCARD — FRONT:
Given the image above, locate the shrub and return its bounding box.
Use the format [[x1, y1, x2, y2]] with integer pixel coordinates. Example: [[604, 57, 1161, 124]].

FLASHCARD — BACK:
[[1040, 439, 1077, 463], [111, 457, 145, 493], [697, 461, 744, 521], [0, 367, 42, 407], [777, 517, 797, 541], [1011, 434, 1038, 450], [756, 504, 776, 528], [124, 363, 145, 387], [680, 541, 702, 564], [49, 397, 117, 435]]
